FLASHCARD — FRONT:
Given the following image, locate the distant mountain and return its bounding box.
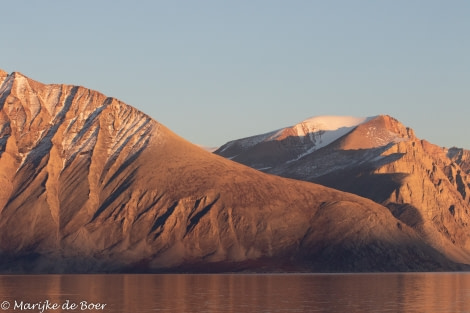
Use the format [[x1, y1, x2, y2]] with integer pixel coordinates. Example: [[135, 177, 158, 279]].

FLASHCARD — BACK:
[[2, 70, 460, 273], [216, 115, 470, 265]]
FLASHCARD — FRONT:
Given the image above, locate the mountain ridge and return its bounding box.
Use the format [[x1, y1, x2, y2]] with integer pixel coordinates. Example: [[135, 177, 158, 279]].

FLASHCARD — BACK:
[[0, 70, 466, 273], [215, 114, 470, 266]]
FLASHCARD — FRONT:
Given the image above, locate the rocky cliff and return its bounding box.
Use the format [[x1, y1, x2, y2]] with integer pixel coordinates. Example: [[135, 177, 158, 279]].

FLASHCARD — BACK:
[[448, 147, 470, 174]]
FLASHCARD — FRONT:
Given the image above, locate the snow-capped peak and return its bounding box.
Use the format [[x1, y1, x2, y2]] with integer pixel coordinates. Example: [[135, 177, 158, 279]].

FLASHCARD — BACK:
[[277, 115, 373, 146], [270, 116, 372, 162], [216, 115, 375, 158], [295, 115, 374, 134]]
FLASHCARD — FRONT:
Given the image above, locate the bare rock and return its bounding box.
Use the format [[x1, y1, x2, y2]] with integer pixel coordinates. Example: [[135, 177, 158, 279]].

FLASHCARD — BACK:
[[216, 114, 470, 267], [0, 72, 465, 273]]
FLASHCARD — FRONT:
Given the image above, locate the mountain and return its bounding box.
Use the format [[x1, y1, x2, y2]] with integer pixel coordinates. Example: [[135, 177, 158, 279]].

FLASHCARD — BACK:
[[448, 147, 470, 174], [216, 115, 470, 265], [0, 70, 464, 273]]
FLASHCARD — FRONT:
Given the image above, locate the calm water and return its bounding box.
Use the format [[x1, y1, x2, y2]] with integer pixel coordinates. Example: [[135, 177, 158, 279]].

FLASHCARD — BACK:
[[1, 273, 470, 312]]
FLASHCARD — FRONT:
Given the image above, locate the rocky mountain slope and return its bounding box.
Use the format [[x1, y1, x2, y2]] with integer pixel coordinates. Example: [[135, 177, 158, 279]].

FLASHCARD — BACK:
[[448, 147, 470, 174], [0, 70, 463, 273], [216, 115, 470, 265]]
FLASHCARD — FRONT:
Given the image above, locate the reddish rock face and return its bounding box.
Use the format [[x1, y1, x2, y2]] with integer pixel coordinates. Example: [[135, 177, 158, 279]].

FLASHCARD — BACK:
[[216, 114, 470, 266], [0, 70, 465, 273]]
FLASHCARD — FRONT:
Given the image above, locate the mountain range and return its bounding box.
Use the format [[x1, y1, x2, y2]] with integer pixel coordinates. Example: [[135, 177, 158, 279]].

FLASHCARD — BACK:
[[0, 69, 467, 273], [216, 114, 470, 266]]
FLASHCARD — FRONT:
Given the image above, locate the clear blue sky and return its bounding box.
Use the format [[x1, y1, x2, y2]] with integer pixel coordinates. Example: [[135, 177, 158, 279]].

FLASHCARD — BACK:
[[1, 1, 469, 148]]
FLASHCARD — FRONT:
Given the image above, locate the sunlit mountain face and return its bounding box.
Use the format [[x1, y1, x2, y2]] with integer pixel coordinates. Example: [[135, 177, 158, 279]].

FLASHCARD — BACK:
[[0, 70, 466, 273], [216, 114, 470, 267]]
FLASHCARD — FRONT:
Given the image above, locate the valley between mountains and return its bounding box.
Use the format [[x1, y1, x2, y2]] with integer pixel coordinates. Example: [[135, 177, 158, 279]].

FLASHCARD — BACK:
[[0, 69, 468, 273]]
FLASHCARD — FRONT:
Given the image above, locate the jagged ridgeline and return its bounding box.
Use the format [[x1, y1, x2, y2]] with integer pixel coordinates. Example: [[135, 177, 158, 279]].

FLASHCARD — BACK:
[[0, 70, 466, 273]]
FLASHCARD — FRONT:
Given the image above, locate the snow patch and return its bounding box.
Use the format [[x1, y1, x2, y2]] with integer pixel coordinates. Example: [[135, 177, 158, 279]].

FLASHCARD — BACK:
[[41, 86, 62, 116], [219, 128, 282, 153], [286, 126, 359, 163], [298, 115, 373, 133], [238, 129, 281, 148], [255, 166, 272, 171]]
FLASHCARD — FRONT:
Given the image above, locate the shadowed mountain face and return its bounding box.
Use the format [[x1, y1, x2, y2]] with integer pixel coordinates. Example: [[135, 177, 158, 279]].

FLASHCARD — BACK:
[[216, 115, 470, 266], [0, 70, 465, 273]]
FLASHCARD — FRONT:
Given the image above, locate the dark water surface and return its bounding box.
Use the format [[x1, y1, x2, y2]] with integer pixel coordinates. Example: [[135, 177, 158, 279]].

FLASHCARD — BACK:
[[1, 273, 470, 312]]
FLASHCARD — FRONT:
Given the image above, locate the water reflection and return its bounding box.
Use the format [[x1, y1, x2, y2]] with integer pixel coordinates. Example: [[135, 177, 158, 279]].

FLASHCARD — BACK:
[[1, 273, 470, 312]]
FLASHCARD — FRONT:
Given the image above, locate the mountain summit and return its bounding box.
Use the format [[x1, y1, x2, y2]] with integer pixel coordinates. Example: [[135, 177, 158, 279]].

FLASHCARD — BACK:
[[0, 71, 465, 272], [216, 115, 413, 170], [216, 114, 470, 265]]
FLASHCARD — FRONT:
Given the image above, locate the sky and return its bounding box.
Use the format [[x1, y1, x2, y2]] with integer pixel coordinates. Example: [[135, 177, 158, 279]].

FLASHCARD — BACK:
[[1, 1, 469, 148]]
